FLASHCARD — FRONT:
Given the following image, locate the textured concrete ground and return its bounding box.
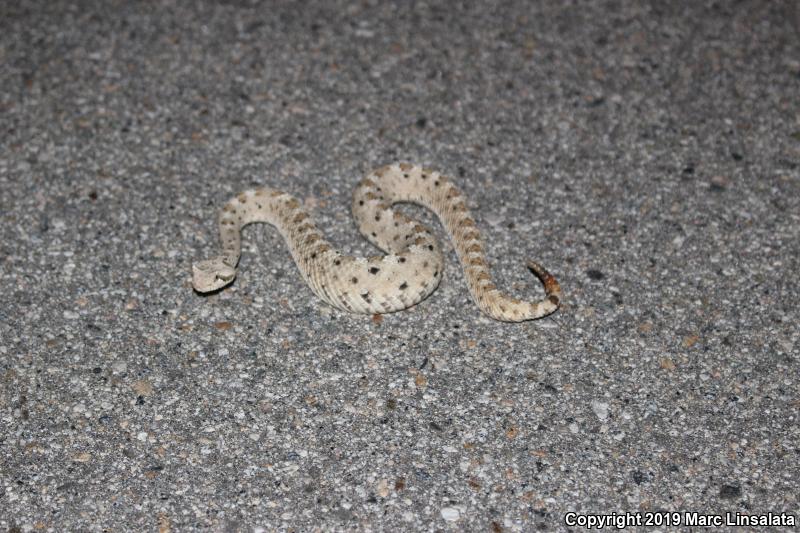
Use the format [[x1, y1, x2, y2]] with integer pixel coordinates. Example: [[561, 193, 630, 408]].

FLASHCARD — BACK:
[[1, 1, 798, 531]]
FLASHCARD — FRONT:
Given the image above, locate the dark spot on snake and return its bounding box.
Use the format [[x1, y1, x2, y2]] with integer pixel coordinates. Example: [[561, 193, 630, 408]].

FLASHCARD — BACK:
[[399, 282, 408, 290], [427, 244, 434, 251], [371, 232, 377, 238], [433, 270, 439, 277], [311, 253, 316, 259], [403, 173, 409, 178], [361, 292, 371, 303], [334, 259, 341, 266], [351, 277, 358, 284], [369, 267, 380, 275], [359, 200, 364, 206], [434, 181, 439, 186], [375, 214, 381, 221], [398, 257, 406, 263], [548, 294, 560, 305]]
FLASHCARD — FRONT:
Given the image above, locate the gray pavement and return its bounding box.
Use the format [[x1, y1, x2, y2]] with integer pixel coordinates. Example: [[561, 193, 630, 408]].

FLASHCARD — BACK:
[[1, 1, 798, 531]]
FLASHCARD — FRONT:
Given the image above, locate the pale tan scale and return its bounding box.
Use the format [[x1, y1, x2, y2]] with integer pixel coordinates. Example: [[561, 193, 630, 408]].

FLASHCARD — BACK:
[[192, 163, 561, 322]]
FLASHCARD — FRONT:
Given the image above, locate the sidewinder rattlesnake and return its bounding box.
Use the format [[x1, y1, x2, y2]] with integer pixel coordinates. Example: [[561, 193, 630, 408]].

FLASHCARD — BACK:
[[192, 163, 560, 322]]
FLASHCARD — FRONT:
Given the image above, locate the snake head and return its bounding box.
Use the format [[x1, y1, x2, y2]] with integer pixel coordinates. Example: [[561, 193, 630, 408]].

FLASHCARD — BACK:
[[192, 256, 237, 292]]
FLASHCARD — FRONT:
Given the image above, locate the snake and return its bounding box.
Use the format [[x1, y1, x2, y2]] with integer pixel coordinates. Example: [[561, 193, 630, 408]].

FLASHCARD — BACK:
[[192, 163, 560, 322]]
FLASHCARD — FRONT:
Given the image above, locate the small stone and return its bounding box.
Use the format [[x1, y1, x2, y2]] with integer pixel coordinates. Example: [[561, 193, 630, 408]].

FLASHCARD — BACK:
[[376, 479, 390, 498], [157, 512, 171, 533], [591, 400, 609, 421], [682, 334, 699, 348], [660, 358, 676, 370], [709, 175, 729, 191], [638, 321, 654, 333], [441, 506, 461, 521], [132, 380, 153, 396]]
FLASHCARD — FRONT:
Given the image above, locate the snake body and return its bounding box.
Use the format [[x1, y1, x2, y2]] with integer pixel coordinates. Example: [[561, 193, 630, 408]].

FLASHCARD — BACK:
[[192, 163, 560, 322]]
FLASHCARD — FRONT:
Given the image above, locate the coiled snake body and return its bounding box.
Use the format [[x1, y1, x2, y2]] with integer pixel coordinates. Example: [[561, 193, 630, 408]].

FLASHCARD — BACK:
[[192, 163, 560, 322]]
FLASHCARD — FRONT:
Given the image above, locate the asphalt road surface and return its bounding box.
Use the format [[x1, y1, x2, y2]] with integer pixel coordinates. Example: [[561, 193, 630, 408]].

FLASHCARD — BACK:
[[1, 1, 798, 531]]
